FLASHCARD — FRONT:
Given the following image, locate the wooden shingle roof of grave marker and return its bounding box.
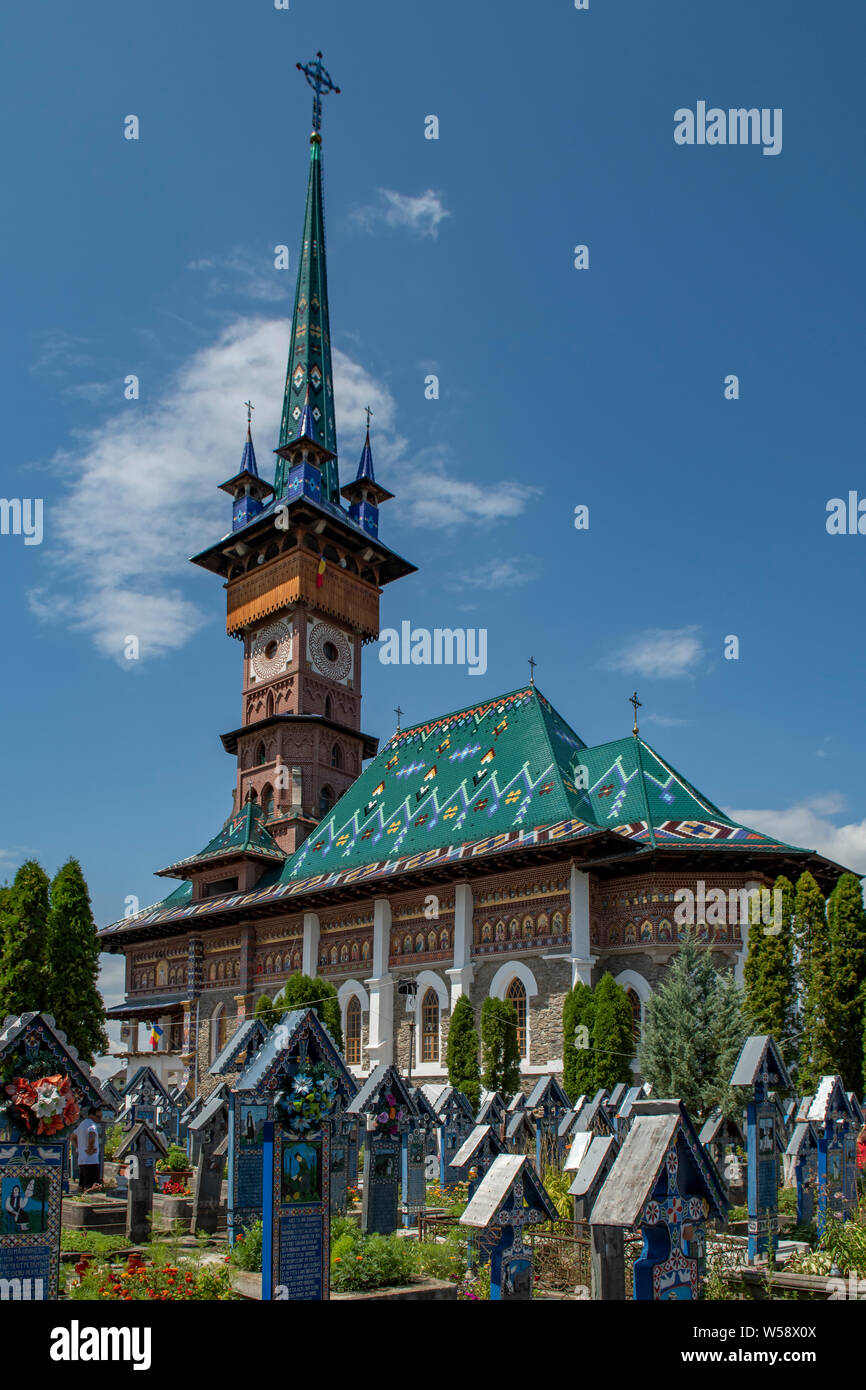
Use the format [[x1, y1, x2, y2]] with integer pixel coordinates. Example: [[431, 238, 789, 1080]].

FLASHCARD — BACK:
[[568, 1135, 619, 1209], [188, 1085, 229, 1136], [233, 1008, 356, 1102], [526, 1073, 571, 1114], [563, 1129, 594, 1173], [114, 1120, 168, 1163], [476, 1091, 507, 1126], [590, 1099, 727, 1229], [461, 1153, 559, 1229], [121, 1064, 176, 1109], [451, 1123, 507, 1172], [807, 1075, 855, 1126], [210, 1016, 271, 1078], [346, 1063, 416, 1119], [785, 1121, 818, 1160], [729, 1034, 791, 1092], [698, 1107, 745, 1150], [0, 1011, 104, 1113], [180, 1094, 204, 1128]]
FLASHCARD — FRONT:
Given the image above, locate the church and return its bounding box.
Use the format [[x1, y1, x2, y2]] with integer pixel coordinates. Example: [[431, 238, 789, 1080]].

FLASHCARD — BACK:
[[99, 56, 844, 1096]]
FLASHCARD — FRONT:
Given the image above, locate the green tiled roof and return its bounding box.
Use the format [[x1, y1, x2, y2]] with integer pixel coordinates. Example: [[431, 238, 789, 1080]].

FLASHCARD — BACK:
[[158, 798, 286, 878], [282, 686, 596, 881]]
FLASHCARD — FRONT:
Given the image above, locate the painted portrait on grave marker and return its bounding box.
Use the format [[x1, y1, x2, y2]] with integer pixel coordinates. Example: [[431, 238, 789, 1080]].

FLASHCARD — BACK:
[[2, 1177, 48, 1235], [281, 1140, 322, 1204], [331, 1145, 346, 1174], [373, 1152, 396, 1181], [240, 1103, 267, 1150]]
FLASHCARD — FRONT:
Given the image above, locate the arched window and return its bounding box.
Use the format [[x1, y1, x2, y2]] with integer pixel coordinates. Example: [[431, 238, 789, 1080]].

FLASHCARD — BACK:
[[266, 690, 275, 717], [262, 785, 274, 819], [626, 988, 642, 1046], [506, 978, 527, 1059], [319, 786, 333, 818], [345, 995, 362, 1066], [325, 695, 332, 720], [256, 742, 266, 766], [331, 743, 342, 770], [421, 988, 439, 1063]]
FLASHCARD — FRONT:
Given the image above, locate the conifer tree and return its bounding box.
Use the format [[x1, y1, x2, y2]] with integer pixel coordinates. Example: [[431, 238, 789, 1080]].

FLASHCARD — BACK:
[[827, 873, 866, 1093], [794, 871, 834, 1090], [638, 934, 746, 1120], [562, 981, 596, 1102], [743, 874, 794, 1054], [254, 993, 273, 1021], [0, 860, 51, 1018], [446, 994, 481, 1109], [273, 973, 342, 1049], [480, 997, 522, 1099], [592, 973, 635, 1092], [44, 859, 107, 1065]]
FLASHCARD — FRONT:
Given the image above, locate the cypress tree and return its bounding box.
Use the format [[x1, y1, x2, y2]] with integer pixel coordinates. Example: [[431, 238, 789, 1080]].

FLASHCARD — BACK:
[[743, 874, 794, 1054], [0, 860, 51, 1018], [446, 994, 481, 1109], [273, 973, 342, 1049], [638, 934, 746, 1120], [592, 973, 634, 1092], [794, 871, 834, 1090], [562, 981, 596, 1102], [828, 873, 866, 1093], [44, 859, 107, 1065], [480, 997, 521, 1098], [254, 993, 273, 1021]]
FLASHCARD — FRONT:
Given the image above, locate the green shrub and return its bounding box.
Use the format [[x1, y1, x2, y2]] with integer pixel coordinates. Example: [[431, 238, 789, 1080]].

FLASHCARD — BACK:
[[157, 1144, 191, 1172], [228, 1220, 263, 1272], [330, 1229, 416, 1292], [103, 1124, 124, 1160], [60, 1229, 130, 1255]]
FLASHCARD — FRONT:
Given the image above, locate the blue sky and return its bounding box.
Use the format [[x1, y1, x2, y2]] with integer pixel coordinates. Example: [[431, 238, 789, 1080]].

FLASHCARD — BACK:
[[2, 0, 865, 1062]]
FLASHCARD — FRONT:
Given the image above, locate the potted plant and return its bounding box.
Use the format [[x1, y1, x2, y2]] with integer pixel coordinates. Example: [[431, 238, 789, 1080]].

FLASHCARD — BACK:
[[155, 1143, 193, 1191]]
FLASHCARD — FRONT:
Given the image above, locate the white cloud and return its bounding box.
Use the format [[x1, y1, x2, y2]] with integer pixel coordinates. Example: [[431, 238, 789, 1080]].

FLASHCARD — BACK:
[[351, 189, 450, 239], [447, 557, 534, 591], [188, 248, 287, 303], [606, 626, 704, 679], [645, 713, 689, 728], [724, 799, 866, 876], [31, 317, 533, 662]]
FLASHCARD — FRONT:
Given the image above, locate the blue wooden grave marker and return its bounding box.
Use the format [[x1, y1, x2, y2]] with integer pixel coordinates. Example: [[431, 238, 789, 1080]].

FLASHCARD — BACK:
[[785, 1121, 819, 1227], [232, 1008, 355, 1300], [460, 1153, 558, 1300], [591, 1099, 727, 1300], [808, 1075, 858, 1233], [211, 1015, 272, 1243], [0, 1013, 103, 1301], [348, 1064, 417, 1235], [526, 1073, 571, 1172], [730, 1034, 791, 1263], [432, 1086, 476, 1188]]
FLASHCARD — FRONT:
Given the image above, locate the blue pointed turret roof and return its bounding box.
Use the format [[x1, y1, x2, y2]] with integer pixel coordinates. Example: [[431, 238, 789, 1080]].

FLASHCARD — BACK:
[[240, 425, 259, 478], [356, 429, 375, 482]]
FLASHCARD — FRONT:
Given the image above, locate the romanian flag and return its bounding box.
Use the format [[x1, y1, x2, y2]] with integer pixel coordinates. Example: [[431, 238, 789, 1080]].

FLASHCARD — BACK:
[[316, 557, 326, 588], [149, 1024, 164, 1050]]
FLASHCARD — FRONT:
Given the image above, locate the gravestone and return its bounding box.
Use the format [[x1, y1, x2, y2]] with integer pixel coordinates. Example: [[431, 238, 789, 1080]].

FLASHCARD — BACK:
[[329, 1114, 358, 1216], [451, 1123, 507, 1199], [460, 1153, 558, 1300], [210, 1015, 272, 1243], [568, 1135, 621, 1300], [115, 1122, 168, 1243], [558, 1097, 587, 1149], [808, 1075, 858, 1233], [403, 1087, 439, 1226], [348, 1064, 417, 1236], [591, 1099, 727, 1300], [698, 1109, 747, 1206], [505, 1107, 534, 1156], [614, 1086, 646, 1140], [433, 1086, 476, 1188], [189, 1089, 229, 1234], [476, 1090, 508, 1132], [234, 1008, 356, 1300], [0, 1011, 103, 1302], [121, 1065, 174, 1136], [730, 1034, 791, 1263], [526, 1074, 571, 1172], [785, 1121, 819, 1226]]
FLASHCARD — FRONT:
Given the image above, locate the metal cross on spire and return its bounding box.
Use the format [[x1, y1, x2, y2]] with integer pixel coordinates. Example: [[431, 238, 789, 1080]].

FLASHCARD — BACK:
[[244, 400, 254, 430], [629, 690, 642, 736], [296, 50, 341, 134], [528, 656, 537, 688], [394, 705, 403, 732], [364, 405, 374, 429]]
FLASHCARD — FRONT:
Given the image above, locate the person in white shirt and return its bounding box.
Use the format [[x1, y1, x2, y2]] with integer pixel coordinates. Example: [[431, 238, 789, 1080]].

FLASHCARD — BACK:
[[75, 1107, 101, 1191]]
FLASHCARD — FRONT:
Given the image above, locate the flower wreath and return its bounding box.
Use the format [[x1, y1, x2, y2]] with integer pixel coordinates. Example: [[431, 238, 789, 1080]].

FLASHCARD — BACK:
[[0, 1048, 80, 1140], [371, 1090, 408, 1139], [275, 1064, 340, 1136]]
